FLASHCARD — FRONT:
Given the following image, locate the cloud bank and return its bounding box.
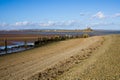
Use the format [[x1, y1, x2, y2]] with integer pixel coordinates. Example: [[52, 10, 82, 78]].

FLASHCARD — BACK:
[[0, 11, 120, 30], [0, 20, 81, 30]]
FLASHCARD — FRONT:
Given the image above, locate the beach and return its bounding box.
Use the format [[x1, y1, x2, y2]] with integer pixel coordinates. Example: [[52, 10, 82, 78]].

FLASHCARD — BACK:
[[0, 35, 120, 80]]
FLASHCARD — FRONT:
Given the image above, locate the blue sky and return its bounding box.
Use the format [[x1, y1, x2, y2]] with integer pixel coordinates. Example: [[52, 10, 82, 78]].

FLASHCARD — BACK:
[[0, 0, 120, 30]]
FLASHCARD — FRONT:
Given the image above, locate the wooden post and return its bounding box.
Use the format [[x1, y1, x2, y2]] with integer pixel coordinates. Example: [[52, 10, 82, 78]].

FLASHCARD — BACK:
[[38, 37, 41, 45], [24, 40, 27, 49], [4, 39, 7, 54]]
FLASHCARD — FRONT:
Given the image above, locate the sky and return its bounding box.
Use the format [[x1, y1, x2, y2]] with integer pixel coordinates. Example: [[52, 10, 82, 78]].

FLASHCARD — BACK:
[[0, 0, 120, 30]]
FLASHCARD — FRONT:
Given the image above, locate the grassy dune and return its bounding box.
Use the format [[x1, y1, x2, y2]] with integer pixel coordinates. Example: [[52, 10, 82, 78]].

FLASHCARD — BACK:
[[0, 35, 120, 80]]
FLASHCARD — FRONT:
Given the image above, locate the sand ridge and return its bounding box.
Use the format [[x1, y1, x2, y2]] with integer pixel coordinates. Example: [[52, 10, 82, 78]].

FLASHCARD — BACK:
[[56, 35, 120, 80]]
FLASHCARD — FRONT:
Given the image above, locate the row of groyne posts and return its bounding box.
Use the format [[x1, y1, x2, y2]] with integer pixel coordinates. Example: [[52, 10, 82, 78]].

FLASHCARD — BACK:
[[34, 33, 89, 47], [0, 34, 89, 55], [0, 39, 32, 55]]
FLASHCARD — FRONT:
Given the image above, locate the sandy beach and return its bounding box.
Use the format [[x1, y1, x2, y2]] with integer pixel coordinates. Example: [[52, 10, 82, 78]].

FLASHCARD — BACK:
[[0, 35, 120, 80]]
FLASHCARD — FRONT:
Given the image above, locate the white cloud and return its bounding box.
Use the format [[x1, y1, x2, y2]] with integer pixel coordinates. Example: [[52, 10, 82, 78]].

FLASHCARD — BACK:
[[92, 11, 105, 19], [114, 13, 120, 17], [0, 22, 8, 27], [38, 20, 79, 27], [1, 18, 119, 30], [0, 20, 80, 29], [14, 21, 34, 26], [38, 21, 56, 27], [88, 22, 119, 28], [61, 20, 78, 26]]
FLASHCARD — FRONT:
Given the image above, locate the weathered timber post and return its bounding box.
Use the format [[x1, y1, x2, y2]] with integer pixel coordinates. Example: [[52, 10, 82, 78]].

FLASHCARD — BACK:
[[4, 38, 7, 54], [82, 33, 89, 38], [24, 40, 27, 49]]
